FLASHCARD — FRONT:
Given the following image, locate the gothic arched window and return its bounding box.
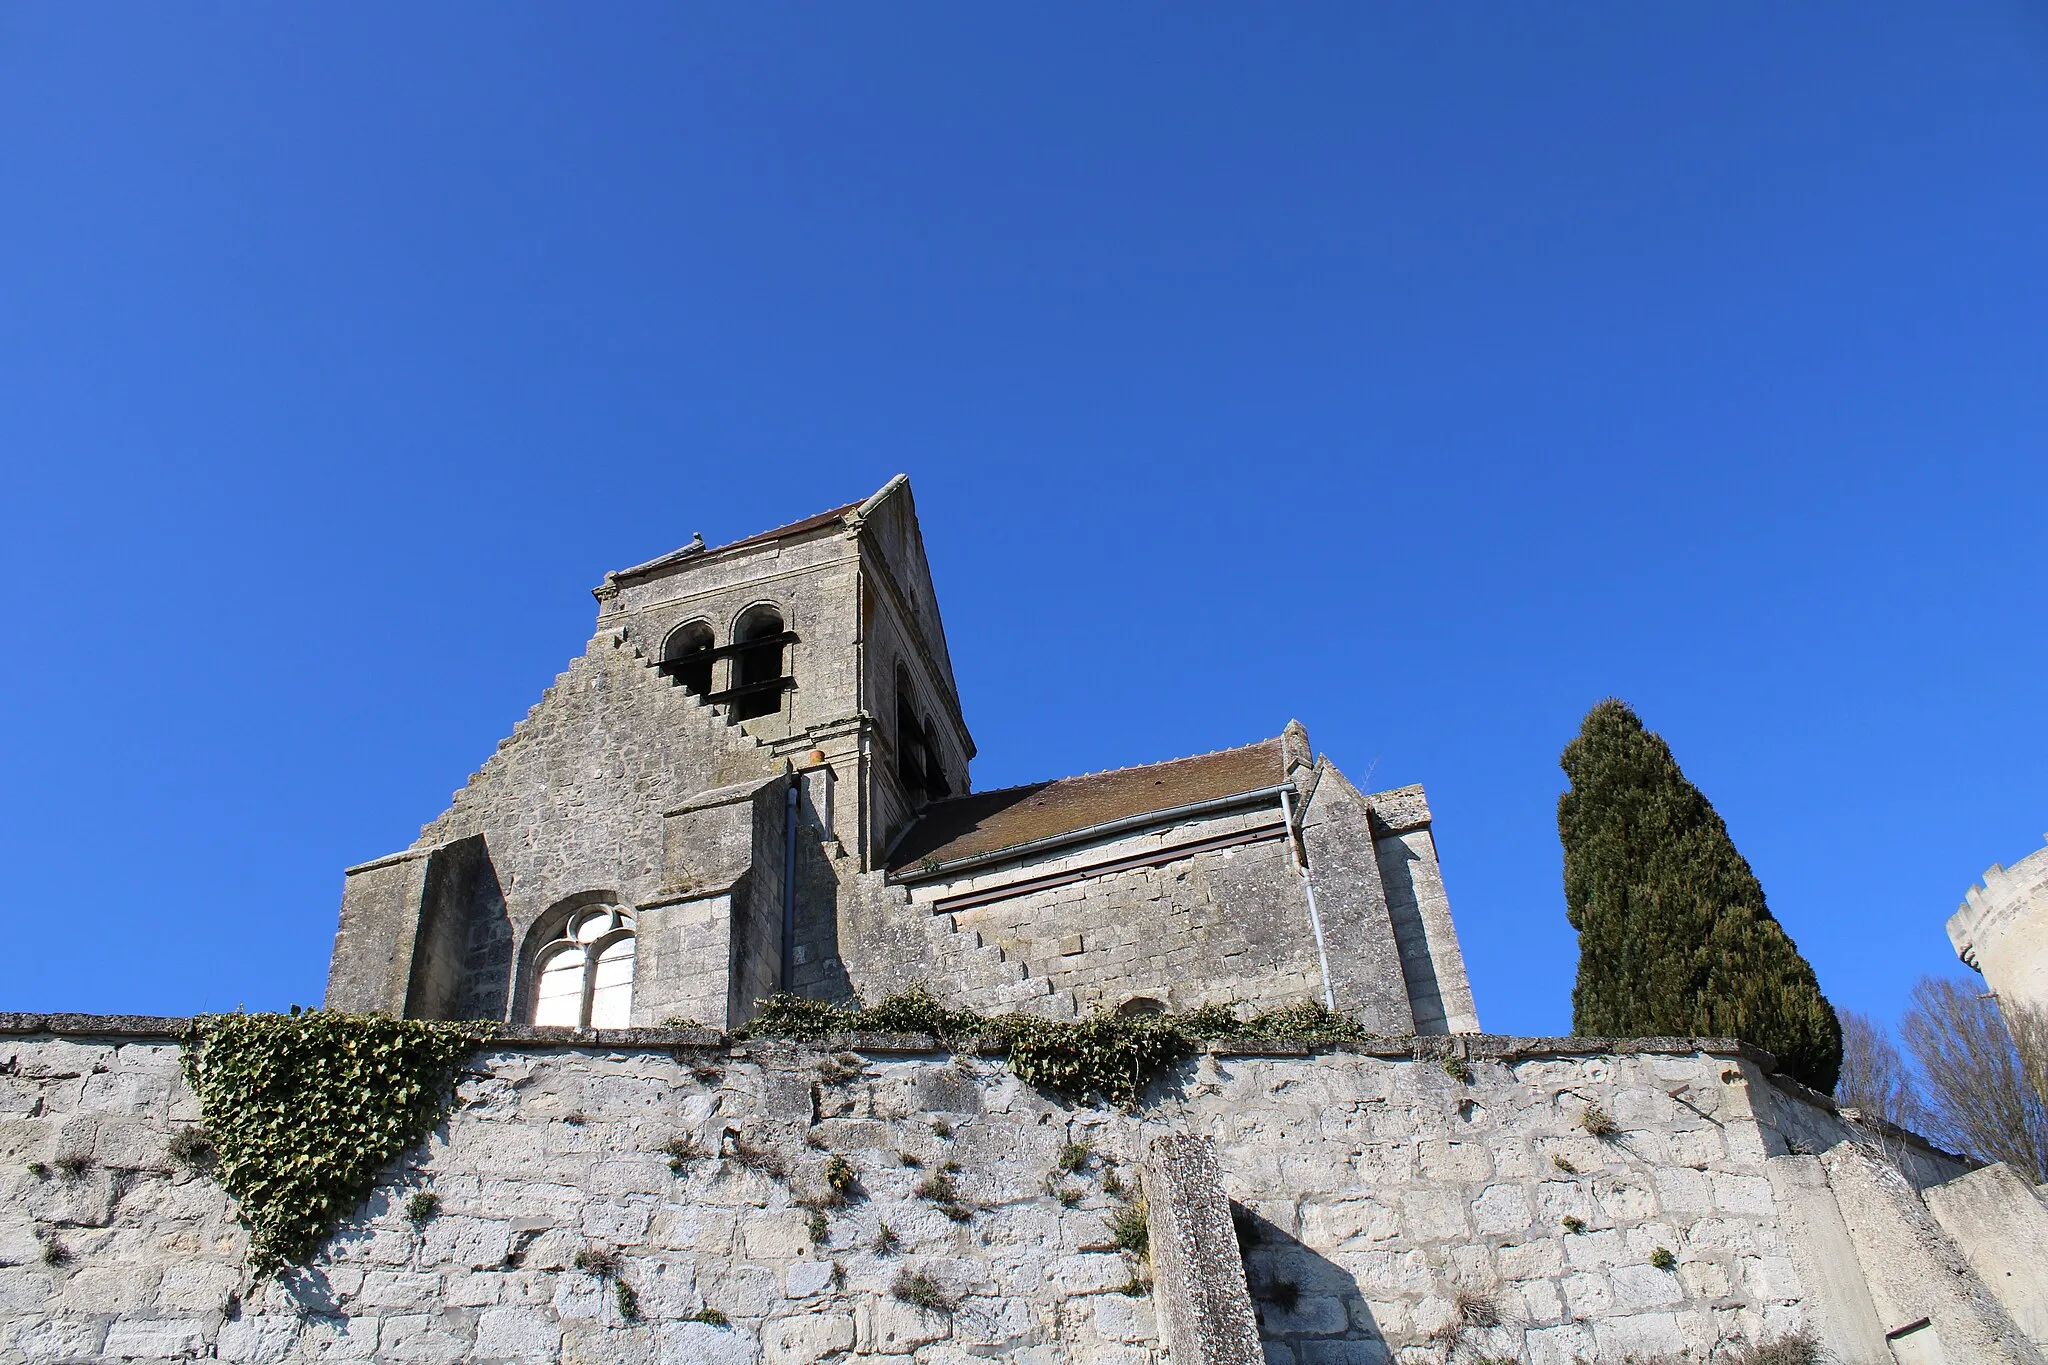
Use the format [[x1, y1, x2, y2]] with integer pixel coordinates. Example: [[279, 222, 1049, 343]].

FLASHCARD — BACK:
[[661, 620, 715, 697], [532, 906, 637, 1029]]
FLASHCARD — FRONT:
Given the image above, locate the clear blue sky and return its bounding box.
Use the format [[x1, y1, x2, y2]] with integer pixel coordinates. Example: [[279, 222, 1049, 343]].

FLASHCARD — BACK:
[[3, 5, 2044, 1037]]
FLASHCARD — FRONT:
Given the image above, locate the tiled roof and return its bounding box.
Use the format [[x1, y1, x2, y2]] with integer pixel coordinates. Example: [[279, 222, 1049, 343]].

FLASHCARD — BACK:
[[888, 736, 1289, 874]]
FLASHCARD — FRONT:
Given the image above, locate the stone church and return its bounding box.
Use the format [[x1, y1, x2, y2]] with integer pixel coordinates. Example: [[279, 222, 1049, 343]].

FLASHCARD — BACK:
[[325, 474, 1479, 1040], [13, 479, 2048, 1365]]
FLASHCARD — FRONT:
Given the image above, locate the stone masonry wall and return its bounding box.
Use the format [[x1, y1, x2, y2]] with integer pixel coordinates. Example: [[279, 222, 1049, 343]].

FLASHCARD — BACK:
[[5, 1018, 1993, 1365], [899, 809, 1339, 1023]]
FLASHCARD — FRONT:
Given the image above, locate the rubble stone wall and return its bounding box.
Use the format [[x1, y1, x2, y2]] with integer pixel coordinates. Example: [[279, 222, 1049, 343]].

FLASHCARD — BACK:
[[0, 1020, 2011, 1365]]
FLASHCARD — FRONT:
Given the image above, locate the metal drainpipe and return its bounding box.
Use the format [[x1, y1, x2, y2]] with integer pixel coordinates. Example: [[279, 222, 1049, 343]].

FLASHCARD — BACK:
[[1281, 787, 1337, 1011], [781, 779, 800, 991]]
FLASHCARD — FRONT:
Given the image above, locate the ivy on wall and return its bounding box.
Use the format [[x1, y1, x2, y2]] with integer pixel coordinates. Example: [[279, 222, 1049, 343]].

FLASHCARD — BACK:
[[747, 987, 1373, 1109], [181, 1010, 493, 1275]]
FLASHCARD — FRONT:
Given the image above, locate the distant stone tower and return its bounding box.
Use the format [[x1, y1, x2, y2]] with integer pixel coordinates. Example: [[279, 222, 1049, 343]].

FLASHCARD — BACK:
[[1949, 835, 2048, 1020]]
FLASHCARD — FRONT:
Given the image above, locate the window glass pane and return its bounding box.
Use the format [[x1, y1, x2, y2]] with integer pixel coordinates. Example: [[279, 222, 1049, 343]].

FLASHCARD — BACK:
[[574, 909, 614, 943], [534, 946, 586, 1028], [589, 935, 635, 1029]]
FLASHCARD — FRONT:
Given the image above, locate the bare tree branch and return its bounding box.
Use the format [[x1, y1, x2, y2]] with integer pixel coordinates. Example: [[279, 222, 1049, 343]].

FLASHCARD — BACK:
[[1836, 1008, 1924, 1133], [1900, 975, 2048, 1182]]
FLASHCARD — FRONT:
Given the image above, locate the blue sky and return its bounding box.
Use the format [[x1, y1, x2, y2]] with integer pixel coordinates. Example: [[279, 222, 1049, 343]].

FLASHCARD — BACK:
[[2, 4, 2043, 1037]]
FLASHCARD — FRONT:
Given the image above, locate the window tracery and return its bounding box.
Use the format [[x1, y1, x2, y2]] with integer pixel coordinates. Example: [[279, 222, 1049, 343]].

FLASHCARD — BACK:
[[531, 906, 637, 1028]]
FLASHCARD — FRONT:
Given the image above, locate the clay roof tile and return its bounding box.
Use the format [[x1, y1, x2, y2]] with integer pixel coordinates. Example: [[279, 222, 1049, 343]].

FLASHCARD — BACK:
[[888, 735, 1289, 874]]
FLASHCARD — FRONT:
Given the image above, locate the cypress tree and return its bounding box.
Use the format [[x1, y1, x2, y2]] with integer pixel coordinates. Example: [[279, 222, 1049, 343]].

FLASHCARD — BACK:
[[1560, 699, 1842, 1093]]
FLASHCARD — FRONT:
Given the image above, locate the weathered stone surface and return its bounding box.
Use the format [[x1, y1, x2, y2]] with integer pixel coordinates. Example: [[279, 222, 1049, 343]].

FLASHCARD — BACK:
[[763, 1311, 854, 1364], [0, 1030, 2032, 1364], [1143, 1134, 1260, 1365]]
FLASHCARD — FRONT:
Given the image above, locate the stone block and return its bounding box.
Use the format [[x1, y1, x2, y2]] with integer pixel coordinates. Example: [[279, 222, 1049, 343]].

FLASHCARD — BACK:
[[155, 1262, 239, 1312], [418, 1216, 514, 1270], [442, 1273, 502, 1308], [763, 1312, 854, 1364], [1258, 1295, 1349, 1335], [581, 1196, 657, 1243], [0, 1219, 46, 1268], [785, 1260, 835, 1299], [1516, 1277, 1564, 1325], [215, 1316, 300, 1364], [0, 1267, 54, 1310], [1524, 1321, 1596, 1365], [1299, 1197, 1399, 1247], [1090, 1293, 1156, 1343], [359, 1271, 446, 1310], [61, 1262, 155, 1312], [655, 1319, 757, 1365], [1563, 1228, 1626, 1271], [1049, 1254, 1132, 1296], [1740, 1254, 1801, 1302], [5, 1315, 110, 1361], [1712, 1173, 1774, 1216], [1592, 1311, 1685, 1359], [1470, 1184, 1531, 1236], [295, 1313, 381, 1361], [741, 1209, 816, 1261], [858, 1295, 952, 1353], [103, 1317, 211, 1359], [472, 1306, 561, 1360], [378, 1311, 474, 1364], [1495, 1239, 1562, 1280], [93, 1118, 173, 1171], [1609, 1263, 1682, 1310], [1394, 1189, 1468, 1242], [1298, 1342, 1389, 1365], [1560, 1271, 1613, 1318]]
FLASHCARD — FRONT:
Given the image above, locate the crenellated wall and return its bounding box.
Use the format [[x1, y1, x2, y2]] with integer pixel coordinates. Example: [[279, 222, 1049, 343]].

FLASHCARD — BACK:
[[4, 1017, 2041, 1365], [1950, 835, 2048, 1022]]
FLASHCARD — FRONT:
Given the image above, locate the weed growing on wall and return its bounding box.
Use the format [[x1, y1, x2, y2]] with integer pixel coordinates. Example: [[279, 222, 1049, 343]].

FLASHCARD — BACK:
[[747, 987, 1375, 1109], [165, 1126, 215, 1171], [1106, 1197, 1149, 1256], [662, 1135, 701, 1172], [1179, 1000, 1372, 1046], [180, 1010, 491, 1276], [891, 1270, 953, 1313]]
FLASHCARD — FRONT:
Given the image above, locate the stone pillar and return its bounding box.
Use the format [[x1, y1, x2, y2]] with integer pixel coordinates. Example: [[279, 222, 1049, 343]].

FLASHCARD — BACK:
[[1142, 1134, 1261, 1365], [325, 848, 433, 1015], [1763, 1154, 1891, 1363]]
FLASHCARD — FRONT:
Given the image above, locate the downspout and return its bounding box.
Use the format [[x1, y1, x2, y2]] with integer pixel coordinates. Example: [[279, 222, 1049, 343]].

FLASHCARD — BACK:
[[1281, 787, 1336, 1010], [781, 778, 800, 991]]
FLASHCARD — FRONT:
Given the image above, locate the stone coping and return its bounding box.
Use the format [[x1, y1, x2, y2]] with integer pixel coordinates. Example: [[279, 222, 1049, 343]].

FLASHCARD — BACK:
[[0, 1012, 1775, 1069]]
